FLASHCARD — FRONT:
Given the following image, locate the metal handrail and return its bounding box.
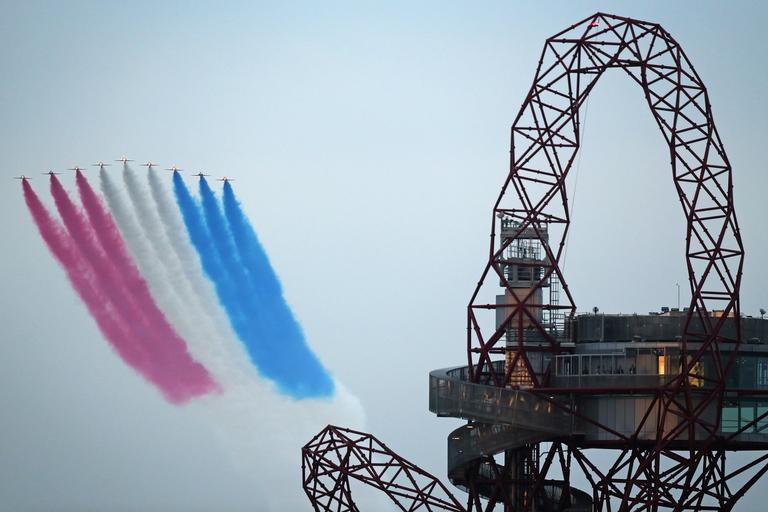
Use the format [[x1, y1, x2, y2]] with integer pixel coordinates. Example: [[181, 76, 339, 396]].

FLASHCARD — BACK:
[[429, 365, 571, 432]]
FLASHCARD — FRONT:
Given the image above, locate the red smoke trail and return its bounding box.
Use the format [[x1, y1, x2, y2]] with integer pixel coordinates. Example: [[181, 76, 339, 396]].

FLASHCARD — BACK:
[[49, 174, 219, 403], [22, 180, 151, 385], [75, 171, 220, 400]]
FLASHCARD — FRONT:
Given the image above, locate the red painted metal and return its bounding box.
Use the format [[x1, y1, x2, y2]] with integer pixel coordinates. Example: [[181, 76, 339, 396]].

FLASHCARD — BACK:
[[302, 425, 465, 512], [301, 12, 768, 512], [468, 11, 743, 394], [458, 11, 758, 511]]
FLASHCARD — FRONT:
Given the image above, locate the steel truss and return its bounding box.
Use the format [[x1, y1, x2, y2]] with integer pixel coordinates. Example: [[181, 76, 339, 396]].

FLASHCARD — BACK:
[[301, 12, 768, 512], [468, 10, 743, 395], [463, 11, 762, 512], [302, 425, 464, 512], [569, 444, 768, 511]]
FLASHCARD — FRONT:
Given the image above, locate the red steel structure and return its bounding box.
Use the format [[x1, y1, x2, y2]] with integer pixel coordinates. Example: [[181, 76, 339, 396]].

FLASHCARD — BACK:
[[468, 11, 741, 402], [302, 425, 464, 512], [302, 12, 768, 512], [465, 11, 756, 511]]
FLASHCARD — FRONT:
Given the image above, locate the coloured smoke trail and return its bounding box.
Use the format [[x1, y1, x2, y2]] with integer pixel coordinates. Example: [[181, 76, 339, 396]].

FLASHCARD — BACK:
[[24, 177, 217, 403], [221, 179, 336, 397], [172, 171, 252, 368], [164, 170, 365, 508], [199, 175, 334, 398], [100, 166, 248, 393], [21, 180, 151, 384], [72, 172, 220, 401], [145, 167, 254, 382], [53, 174, 218, 402], [20, 167, 367, 509]]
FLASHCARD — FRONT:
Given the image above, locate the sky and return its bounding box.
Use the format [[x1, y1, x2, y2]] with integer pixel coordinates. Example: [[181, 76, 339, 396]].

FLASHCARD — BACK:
[[1, 1, 767, 510]]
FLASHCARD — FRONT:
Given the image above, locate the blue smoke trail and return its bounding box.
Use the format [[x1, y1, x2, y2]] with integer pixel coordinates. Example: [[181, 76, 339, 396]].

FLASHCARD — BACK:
[[222, 182, 281, 298], [174, 172, 333, 398], [172, 172, 250, 345], [199, 178, 334, 398], [198, 178, 252, 296], [218, 181, 334, 397]]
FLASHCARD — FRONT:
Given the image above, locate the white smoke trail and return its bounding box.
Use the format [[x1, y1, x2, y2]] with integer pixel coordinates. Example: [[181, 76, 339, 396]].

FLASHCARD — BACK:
[[99, 167, 241, 391], [144, 170, 257, 380], [120, 165, 262, 390], [212, 382, 368, 510], [145, 171, 368, 509]]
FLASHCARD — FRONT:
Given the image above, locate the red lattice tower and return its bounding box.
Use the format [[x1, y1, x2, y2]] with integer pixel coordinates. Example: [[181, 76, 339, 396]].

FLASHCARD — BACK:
[[302, 13, 768, 512], [468, 12, 742, 390], [464, 11, 756, 511]]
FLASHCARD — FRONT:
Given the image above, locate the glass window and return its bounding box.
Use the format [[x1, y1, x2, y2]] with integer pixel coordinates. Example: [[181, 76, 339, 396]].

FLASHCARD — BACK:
[[722, 406, 739, 433], [758, 360, 768, 387], [741, 405, 756, 433], [758, 406, 768, 433]]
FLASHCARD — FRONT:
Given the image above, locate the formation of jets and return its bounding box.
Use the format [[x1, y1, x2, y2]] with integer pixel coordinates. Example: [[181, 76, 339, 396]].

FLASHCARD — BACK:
[[14, 158, 235, 182]]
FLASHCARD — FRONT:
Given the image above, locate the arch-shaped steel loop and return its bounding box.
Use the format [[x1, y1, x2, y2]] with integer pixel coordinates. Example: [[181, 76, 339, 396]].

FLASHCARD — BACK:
[[301, 13, 758, 512], [468, 12, 743, 400], [464, 11, 746, 511]]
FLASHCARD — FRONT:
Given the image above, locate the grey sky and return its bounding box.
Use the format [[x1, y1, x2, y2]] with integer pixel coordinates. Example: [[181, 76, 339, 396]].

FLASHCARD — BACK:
[[1, 1, 767, 510]]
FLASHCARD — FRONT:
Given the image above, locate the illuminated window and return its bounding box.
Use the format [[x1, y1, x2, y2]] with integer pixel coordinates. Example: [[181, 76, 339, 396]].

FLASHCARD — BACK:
[[687, 360, 704, 388], [658, 355, 666, 375]]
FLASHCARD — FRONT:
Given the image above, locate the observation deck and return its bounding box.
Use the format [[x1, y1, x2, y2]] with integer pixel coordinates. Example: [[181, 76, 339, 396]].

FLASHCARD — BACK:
[[429, 314, 768, 506], [433, 317, 768, 444], [430, 364, 591, 510]]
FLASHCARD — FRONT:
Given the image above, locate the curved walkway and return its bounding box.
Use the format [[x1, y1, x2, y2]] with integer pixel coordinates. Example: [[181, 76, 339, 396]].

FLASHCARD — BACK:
[[430, 365, 591, 511]]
